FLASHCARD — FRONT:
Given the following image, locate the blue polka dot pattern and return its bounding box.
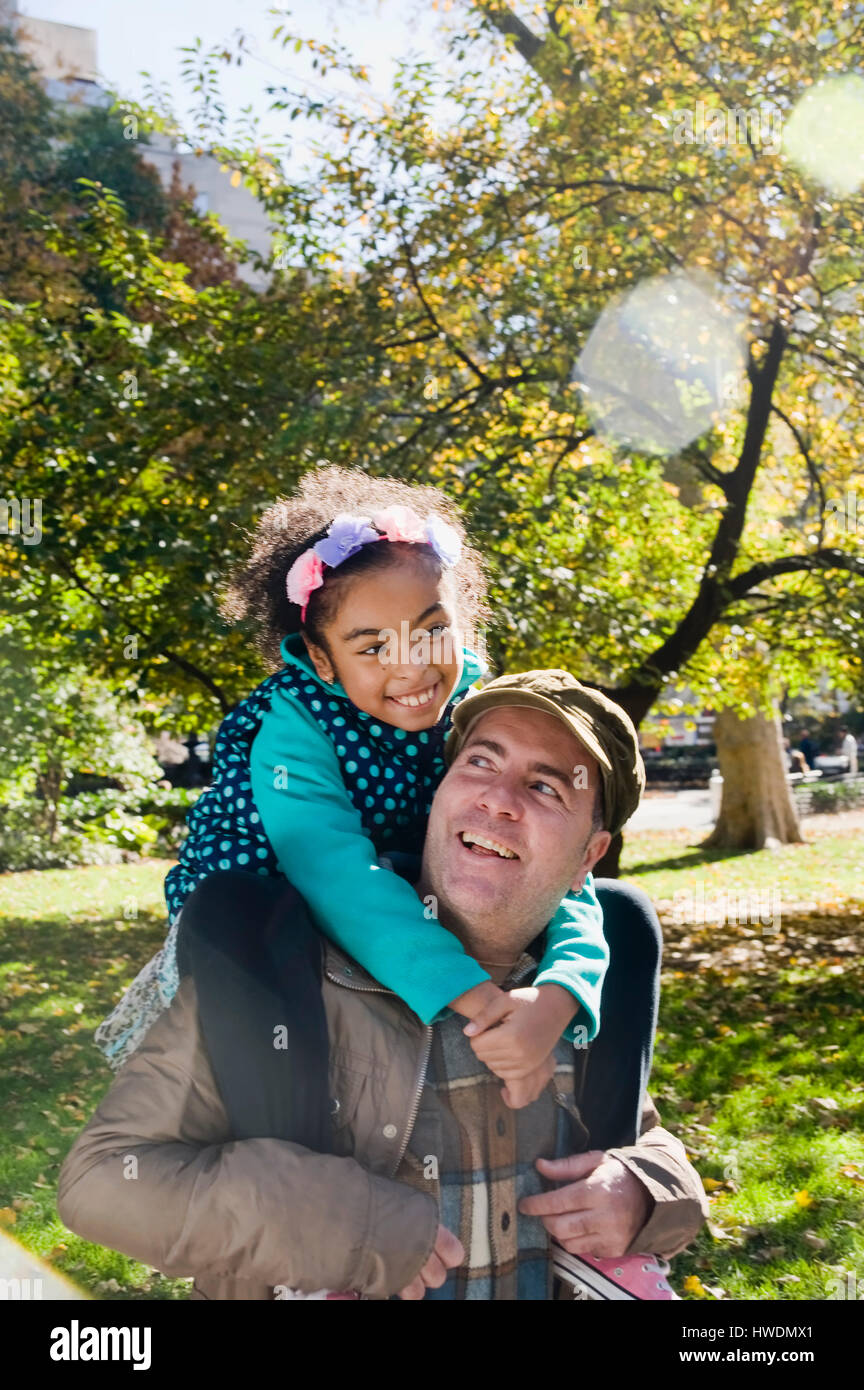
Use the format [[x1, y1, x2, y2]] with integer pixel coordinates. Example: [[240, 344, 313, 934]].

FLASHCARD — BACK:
[[164, 654, 469, 923]]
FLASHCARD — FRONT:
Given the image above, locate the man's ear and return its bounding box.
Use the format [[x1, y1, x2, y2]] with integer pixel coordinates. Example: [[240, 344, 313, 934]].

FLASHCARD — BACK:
[[570, 830, 612, 893], [303, 635, 335, 684]]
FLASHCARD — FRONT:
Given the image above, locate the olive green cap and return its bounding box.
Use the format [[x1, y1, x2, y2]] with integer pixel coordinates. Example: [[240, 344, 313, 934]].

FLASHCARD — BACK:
[[445, 669, 646, 837]]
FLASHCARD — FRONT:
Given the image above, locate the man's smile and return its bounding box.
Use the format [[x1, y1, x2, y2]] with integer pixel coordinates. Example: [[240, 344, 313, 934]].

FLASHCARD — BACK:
[[458, 829, 520, 861]]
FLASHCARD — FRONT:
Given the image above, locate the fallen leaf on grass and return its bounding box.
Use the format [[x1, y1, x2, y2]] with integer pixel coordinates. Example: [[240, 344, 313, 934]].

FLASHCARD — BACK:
[[794, 1189, 815, 1208], [0, 1208, 17, 1226], [803, 1231, 828, 1250], [683, 1274, 708, 1298]]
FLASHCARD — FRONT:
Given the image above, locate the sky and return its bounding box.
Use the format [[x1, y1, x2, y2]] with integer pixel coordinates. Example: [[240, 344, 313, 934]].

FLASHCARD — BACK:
[[18, 0, 451, 150]]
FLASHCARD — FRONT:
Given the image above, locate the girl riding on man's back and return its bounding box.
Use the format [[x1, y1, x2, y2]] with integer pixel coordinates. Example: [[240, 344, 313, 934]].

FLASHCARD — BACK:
[[96, 466, 609, 1104]]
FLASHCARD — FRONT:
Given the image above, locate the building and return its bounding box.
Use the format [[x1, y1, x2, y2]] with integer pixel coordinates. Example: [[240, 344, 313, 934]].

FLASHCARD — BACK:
[[3, 0, 273, 285]]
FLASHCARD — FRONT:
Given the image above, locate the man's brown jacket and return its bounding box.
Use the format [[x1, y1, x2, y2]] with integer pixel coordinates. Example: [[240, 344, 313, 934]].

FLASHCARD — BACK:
[[58, 943, 708, 1300]]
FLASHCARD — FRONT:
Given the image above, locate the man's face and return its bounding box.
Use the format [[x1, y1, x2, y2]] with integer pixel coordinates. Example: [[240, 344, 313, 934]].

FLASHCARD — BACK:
[[421, 706, 612, 948]]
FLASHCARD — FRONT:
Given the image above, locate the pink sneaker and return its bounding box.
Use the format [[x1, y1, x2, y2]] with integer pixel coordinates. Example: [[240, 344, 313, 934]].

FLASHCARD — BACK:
[[552, 1246, 679, 1300]]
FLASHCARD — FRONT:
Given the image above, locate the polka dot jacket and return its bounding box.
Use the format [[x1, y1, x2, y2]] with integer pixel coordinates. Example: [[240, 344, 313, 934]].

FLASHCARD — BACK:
[[165, 636, 485, 924]]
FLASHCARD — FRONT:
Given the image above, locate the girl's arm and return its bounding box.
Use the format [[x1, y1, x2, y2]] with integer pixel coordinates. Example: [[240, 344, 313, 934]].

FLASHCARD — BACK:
[[459, 884, 610, 1101], [533, 880, 609, 1042], [249, 689, 491, 1024]]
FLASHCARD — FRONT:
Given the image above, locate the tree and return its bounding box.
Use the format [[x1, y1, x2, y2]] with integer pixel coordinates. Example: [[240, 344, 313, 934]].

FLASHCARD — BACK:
[[0, 638, 161, 841], [6, 7, 864, 864]]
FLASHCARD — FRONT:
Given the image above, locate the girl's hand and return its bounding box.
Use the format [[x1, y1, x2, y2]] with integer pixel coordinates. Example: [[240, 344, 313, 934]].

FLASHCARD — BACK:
[[397, 1225, 465, 1300], [500, 1053, 558, 1110], [463, 983, 579, 1080], [448, 978, 507, 1021]]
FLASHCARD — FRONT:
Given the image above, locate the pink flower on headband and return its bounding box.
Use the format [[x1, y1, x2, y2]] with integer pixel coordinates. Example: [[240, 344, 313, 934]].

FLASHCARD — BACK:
[[286, 549, 324, 621], [371, 506, 429, 544]]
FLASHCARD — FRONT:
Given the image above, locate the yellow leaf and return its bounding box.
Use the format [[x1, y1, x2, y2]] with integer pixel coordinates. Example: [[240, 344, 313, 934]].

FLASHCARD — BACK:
[[683, 1274, 707, 1297], [702, 1178, 723, 1192], [794, 1189, 814, 1208], [0, 1208, 17, 1227], [230, 169, 241, 187]]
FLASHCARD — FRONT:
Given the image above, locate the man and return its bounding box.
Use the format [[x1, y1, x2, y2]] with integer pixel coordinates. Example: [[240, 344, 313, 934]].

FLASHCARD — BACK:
[[839, 726, 859, 777], [798, 729, 817, 770], [58, 671, 707, 1300]]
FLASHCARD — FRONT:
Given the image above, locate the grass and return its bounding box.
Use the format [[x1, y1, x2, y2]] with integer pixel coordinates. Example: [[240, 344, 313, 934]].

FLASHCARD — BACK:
[[1, 822, 862, 1302]]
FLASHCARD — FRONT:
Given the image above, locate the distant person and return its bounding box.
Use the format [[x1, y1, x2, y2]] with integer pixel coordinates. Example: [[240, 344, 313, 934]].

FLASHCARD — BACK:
[[839, 726, 859, 777], [798, 730, 817, 770]]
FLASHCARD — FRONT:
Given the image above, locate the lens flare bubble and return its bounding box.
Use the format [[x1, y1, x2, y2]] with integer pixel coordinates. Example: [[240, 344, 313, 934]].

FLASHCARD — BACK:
[[574, 271, 745, 455], [784, 75, 864, 197]]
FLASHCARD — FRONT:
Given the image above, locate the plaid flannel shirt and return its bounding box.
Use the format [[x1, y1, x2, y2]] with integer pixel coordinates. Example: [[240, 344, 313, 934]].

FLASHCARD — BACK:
[[396, 953, 585, 1300]]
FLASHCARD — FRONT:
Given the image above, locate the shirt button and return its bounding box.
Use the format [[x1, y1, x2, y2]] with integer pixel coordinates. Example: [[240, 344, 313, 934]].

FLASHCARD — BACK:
[[344, 966, 353, 976], [330, 1098, 341, 1115], [383, 1123, 398, 1139], [501, 1212, 510, 1231]]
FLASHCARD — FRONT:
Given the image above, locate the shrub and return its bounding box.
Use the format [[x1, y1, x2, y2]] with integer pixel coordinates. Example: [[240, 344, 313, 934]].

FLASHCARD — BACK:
[[801, 779, 864, 815], [0, 786, 200, 872]]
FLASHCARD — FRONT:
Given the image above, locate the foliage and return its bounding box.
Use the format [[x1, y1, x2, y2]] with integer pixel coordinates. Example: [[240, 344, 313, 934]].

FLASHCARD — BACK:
[[805, 779, 864, 815], [0, 628, 164, 841], [2, 4, 864, 752], [0, 784, 198, 873]]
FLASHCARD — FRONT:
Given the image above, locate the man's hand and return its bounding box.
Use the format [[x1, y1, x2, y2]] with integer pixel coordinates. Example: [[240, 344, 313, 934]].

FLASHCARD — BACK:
[[397, 1225, 465, 1300], [518, 1151, 653, 1257], [463, 984, 578, 1080]]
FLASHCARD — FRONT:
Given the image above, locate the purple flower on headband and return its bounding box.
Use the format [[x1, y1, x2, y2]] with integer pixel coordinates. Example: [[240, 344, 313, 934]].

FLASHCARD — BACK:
[[425, 514, 462, 566], [314, 513, 380, 568]]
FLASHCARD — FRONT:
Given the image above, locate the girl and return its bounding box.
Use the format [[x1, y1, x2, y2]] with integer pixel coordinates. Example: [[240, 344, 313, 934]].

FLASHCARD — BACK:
[[95, 466, 608, 1101]]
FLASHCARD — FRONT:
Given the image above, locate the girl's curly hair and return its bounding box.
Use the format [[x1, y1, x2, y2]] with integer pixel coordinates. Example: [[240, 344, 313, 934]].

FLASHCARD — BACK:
[[221, 464, 490, 670]]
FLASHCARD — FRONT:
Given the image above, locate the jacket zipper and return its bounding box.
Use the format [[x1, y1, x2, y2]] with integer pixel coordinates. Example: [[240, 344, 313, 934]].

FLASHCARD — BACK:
[[324, 966, 434, 1177]]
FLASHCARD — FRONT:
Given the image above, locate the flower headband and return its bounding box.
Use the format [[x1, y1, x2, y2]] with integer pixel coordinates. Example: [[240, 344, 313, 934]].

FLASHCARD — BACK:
[[286, 505, 463, 622]]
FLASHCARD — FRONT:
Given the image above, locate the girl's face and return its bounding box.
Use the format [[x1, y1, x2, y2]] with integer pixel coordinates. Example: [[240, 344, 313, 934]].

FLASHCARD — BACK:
[[304, 552, 464, 730]]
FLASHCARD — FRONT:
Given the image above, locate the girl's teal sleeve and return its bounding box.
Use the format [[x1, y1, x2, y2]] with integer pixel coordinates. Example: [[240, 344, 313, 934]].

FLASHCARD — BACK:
[[533, 876, 609, 1042], [249, 689, 490, 1024]]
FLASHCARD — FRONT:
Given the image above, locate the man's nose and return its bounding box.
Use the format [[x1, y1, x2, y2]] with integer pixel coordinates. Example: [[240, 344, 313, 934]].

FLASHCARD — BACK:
[[475, 775, 523, 819]]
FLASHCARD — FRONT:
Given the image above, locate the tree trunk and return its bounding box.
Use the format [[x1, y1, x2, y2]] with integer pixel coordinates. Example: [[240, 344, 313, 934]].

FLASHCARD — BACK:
[[702, 705, 803, 849]]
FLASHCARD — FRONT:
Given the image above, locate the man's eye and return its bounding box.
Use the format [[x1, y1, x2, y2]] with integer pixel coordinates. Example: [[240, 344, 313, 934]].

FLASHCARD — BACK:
[[532, 781, 560, 799], [467, 754, 493, 769]]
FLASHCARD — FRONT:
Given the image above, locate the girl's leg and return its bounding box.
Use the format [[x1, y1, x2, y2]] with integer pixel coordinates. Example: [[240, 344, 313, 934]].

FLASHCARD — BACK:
[[176, 870, 332, 1152], [93, 919, 181, 1069], [578, 880, 662, 1150]]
